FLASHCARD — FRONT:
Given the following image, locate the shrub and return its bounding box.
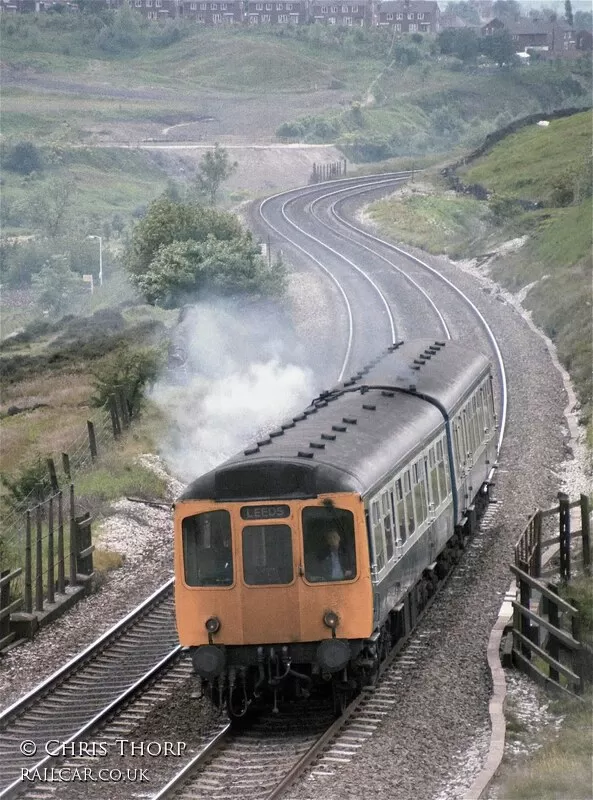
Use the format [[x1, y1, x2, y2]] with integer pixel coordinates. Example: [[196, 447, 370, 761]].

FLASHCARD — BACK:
[[2, 141, 43, 175], [91, 345, 163, 419]]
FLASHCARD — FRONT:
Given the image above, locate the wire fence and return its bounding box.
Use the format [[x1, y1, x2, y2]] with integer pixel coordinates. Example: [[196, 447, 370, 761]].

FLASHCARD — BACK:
[[0, 393, 130, 562]]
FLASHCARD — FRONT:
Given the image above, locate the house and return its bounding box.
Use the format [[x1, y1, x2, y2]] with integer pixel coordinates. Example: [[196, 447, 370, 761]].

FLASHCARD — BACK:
[[246, 0, 307, 25], [480, 17, 505, 36], [481, 17, 577, 58], [308, 0, 374, 27], [128, 0, 176, 19], [377, 0, 439, 33], [179, 0, 242, 23], [439, 13, 470, 30]]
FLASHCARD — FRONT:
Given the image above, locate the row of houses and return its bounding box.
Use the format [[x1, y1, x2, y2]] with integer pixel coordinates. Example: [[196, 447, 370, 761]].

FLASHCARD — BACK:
[[1, 0, 590, 54]]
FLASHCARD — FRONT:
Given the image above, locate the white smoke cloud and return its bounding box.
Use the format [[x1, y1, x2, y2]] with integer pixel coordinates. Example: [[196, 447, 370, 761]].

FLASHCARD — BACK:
[[151, 301, 316, 481]]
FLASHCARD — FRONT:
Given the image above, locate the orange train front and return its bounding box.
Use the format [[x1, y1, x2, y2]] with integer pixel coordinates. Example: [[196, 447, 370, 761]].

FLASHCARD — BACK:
[[173, 339, 497, 716]]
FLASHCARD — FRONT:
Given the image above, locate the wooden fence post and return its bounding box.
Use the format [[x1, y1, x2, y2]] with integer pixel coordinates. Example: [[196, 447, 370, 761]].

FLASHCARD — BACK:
[[69, 484, 78, 588], [24, 510, 32, 613], [62, 452, 71, 481], [117, 389, 131, 429], [558, 492, 571, 582], [534, 510, 542, 577], [35, 505, 43, 613], [87, 421, 98, 461], [76, 514, 94, 576], [581, 494, 591, 575], [0, 569, 10, 648], [108, 396, 121, 438], [519, 574, 531, 659], [47, 458, 59, 494], [47, 497, 54, 605], [57, 491, 65, 595], [547, 584, 560, 683], [571, 609, 584, 694]]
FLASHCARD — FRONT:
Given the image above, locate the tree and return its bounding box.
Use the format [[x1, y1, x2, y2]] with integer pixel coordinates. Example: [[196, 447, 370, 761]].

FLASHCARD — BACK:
[[564, 0, 574, 27], [31, 255, 83, 315], [193, 144, 238, 205], [445, 1, 480, 25], [124, 196, 243, 281], [29, 178, 75, 238], [492, 0, 520, 20], [2, 141, 43, 175], [481, 30, 517, 66], [574, 10, 592, 31], [132, 234, 285, 307], [438, 28, 480, 62], [91, 346, 163, 419]]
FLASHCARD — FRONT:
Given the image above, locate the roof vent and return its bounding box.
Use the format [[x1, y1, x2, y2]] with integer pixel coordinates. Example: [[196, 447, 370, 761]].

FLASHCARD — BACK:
[[343, 379, 355, 387], [293, 414, 306, 422], [343, 416, 357, 424], [435, 340, 446, 347], [303, 407, 318, 416], [269, 429, 284, 438], [316, 400, 328, 408], [282, 421, 296, 430], [332, 424, 347, 432], [381, 390, 395, 398], [413, 359, 425, 366], [297, 450, 314, 459], [244, 446, 259, 455], [362, 403, 377, 411], [310, 442, 325, 450], [409, 384, 417, 393], [257, 437, 272, 446], [321, 433, 336, 441]]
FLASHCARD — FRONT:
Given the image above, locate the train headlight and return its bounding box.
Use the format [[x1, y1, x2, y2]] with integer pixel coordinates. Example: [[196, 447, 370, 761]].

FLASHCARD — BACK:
[[205, 616, 221, 634], [323, 610, 340, 630]]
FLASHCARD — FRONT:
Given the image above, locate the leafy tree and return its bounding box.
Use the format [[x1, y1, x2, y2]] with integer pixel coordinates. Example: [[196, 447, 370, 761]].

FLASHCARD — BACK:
[[445, 1, 480, 25], [574, 10, 592, 30], [91, 345, 163, 419], [492, 0, 520, 19], [31, 255, 83, 315], [124, 197, 242, 281], [564, 0, 573, 26], [133, 234, 285, 307], [193, 143, 238, 205], [95, 5, 144, 53], [29, 178, 75, 238], [438, 28, 480, 62], [480, 30, 517, 66], [1, 457, 51, 510], [2, 141, 43, 175]]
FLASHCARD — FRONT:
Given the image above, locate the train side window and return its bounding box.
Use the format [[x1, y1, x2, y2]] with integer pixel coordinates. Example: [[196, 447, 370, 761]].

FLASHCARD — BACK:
[[182, 510, 233, 587], [471, 395, 480, 450], [242, 525, 293, 585], [429, 446, 440, 507], [382, 490, 394, 561], [477, 388, 486, 439], [302, 506, 356, 582], [403, 470, 416, 534], [413, 459, 428, 525], [395, 478, 407, 543], [485, 379, 495, 427], [436, 439, 449, 499]]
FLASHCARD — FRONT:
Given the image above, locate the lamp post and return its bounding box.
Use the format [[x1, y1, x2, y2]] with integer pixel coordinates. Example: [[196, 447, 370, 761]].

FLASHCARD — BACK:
[[87, 235, 103, 286]]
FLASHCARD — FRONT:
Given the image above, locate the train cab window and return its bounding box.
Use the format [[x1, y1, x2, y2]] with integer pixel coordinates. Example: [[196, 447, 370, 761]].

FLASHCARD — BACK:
[[302, 506, 356, 582], [242, 525, 293, 585], [182, 510, 233, 587]]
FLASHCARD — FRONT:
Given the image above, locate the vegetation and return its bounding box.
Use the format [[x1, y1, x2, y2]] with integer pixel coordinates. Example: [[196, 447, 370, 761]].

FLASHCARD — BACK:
[[368, 111, 592, 427], [193, 143, 238, 205], [90, 345, 164, 419], [124, 196, 285, 307]]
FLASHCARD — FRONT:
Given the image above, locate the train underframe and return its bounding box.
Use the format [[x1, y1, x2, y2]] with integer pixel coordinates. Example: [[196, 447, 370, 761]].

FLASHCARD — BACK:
[[191, 482, 492, 720]]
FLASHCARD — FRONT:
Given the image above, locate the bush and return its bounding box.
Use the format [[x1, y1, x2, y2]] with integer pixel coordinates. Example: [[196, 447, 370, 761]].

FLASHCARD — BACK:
[[1, 457, 52, 510], [2, 141, 43, 175], [91, 345, 163, 419]]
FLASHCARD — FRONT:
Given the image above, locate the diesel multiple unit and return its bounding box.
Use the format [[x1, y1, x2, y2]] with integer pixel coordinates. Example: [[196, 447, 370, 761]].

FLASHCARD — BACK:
[[173, 339, 497, 716]]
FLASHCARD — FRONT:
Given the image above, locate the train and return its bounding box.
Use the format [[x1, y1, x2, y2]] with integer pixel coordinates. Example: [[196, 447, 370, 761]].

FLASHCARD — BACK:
[[173, 339, 497, 716]]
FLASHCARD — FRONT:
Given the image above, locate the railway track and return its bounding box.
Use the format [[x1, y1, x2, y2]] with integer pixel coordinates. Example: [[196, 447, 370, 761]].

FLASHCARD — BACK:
[[149, 501, 499, 800], [0, 581, 179, 799]]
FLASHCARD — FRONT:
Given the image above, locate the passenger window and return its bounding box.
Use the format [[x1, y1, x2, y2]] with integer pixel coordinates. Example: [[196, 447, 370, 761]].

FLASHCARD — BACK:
[[242, 525, 293, 585], [395, 478, 407, 543], [477, 388, 485, 438], [429, 446, 440, 507], [372, 498, 386, 572], [404, 470, 415, 534], [413, 459, 428, 525], [382, 491, 394, 561], [437, 438, 449, 499], [302, 506, 356, 582], [182, 510, 233, 587]]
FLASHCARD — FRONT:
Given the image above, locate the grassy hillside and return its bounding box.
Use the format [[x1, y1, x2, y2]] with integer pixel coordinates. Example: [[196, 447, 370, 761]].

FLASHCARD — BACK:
[[367, 110, 593, 429]]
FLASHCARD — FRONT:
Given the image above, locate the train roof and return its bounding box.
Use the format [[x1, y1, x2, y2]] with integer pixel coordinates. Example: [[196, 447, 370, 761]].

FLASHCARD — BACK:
[[178, 339, 491, 503]]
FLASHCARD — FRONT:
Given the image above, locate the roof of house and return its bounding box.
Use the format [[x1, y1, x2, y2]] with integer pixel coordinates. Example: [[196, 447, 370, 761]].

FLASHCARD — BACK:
[[379, 0, 439, 12]]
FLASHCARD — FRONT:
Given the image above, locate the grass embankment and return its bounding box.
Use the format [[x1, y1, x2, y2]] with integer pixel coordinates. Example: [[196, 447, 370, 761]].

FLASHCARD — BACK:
[[367, 110, 593, 429]]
